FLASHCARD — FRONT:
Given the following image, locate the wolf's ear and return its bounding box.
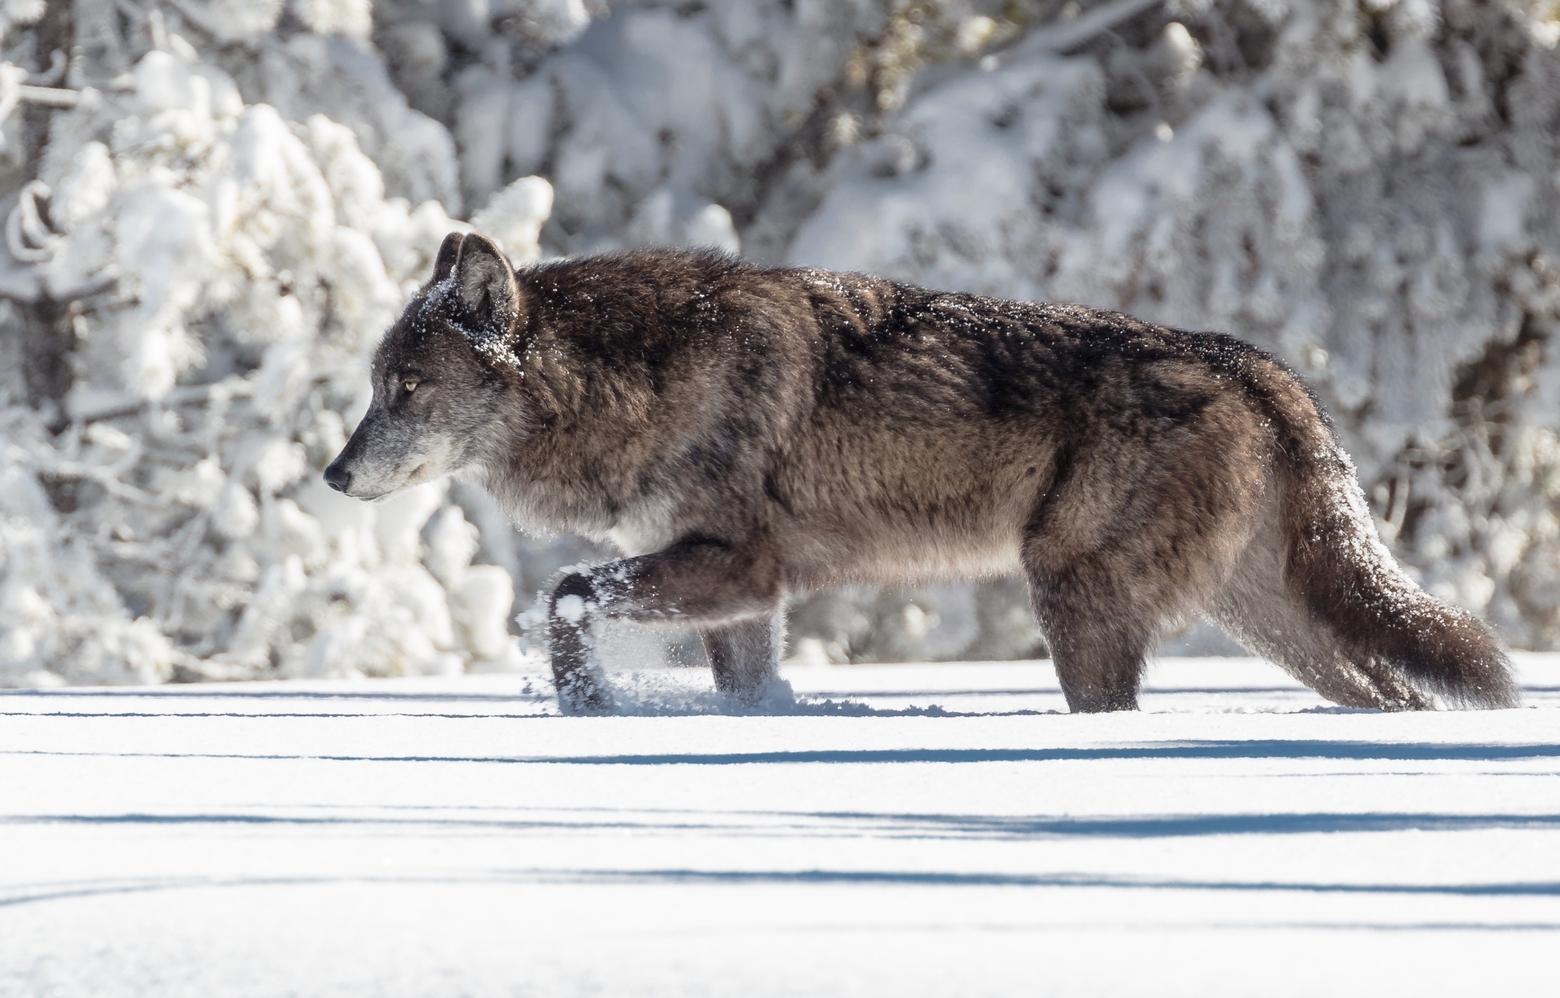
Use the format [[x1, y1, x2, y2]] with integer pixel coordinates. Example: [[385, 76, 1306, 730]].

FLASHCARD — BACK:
[[432, 231, 465, 283], [452, 233, 522, 335]]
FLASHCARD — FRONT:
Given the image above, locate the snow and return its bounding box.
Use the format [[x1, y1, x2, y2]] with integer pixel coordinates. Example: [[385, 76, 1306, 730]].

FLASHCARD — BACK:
[[2, 656, 1557, 996], [552, 593, 585, 624]]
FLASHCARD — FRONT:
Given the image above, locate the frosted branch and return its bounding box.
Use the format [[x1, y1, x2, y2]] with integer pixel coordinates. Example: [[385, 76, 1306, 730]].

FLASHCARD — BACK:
[[69, 378, 258, 424], [15, 83, 81, 108], [6, 181, 59, 263], [1018, 0, 1167, 56]]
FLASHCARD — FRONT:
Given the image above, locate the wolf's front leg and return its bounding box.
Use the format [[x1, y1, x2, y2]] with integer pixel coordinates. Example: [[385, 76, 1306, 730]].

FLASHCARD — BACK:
[[547, 573, 617, 714], [547, 538, 782, 714]]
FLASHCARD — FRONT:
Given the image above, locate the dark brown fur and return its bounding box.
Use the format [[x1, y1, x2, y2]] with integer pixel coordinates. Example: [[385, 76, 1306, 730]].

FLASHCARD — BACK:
[[326, 234, 1520, 714]]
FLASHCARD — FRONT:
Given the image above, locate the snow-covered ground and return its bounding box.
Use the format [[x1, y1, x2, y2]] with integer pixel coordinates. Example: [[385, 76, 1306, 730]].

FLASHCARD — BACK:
[[3, 655, 1558, 997]]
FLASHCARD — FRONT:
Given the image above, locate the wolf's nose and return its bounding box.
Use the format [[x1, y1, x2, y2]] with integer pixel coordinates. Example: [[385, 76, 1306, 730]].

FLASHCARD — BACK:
[[323, 463, 351, 494]]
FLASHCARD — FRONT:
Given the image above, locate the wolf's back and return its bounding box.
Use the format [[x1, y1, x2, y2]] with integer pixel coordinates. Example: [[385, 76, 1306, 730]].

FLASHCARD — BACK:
[[1206, 339, 1520, 709]]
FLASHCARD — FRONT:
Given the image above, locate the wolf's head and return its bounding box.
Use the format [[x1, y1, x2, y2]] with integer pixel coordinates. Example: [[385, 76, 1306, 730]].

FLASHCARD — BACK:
[[324, 232, 524, 500]]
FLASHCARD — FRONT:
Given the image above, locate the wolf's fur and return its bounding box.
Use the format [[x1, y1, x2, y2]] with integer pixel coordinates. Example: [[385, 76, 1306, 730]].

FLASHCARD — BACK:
[[326, 233, 1520, 714]]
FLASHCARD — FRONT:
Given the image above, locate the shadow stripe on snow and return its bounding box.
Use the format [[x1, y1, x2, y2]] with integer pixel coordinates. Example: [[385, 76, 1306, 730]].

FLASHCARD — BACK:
[[3, 811, 1560, 839], [5, 741, 1560, 764], [5, 870, 1560, 910]]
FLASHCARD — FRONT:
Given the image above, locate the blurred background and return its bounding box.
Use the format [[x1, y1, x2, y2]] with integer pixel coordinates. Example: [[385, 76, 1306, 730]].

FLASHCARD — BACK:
[[1, 0, 1558, 686]]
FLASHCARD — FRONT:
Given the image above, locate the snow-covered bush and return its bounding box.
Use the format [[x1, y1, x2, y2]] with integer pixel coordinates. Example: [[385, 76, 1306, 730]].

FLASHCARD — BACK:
[[0, 11, 550, 683], [2, 0, 1558, 684]]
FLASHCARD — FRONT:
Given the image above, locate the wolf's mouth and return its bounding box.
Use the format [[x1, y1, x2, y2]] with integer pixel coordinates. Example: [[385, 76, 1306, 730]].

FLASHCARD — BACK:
[[346, 463, 431, 502]]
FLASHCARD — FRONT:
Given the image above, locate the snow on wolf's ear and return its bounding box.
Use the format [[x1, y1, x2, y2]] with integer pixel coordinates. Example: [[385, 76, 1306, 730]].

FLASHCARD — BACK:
[[454, 233, 519, 321], [449, 233, 524, 353]]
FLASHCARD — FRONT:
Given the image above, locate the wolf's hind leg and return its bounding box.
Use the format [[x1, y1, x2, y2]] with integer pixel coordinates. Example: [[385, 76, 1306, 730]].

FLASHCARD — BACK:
[[700, 611, 787, 704], [548, 538, 782, 714]]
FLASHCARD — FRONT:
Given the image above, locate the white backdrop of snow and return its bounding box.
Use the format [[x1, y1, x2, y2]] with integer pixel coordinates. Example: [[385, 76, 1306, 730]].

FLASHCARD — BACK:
[[2, 0, 1559, 684]]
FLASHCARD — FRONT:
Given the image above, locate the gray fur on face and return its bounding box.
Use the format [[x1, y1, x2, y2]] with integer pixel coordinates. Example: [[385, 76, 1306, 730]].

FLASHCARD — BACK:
[[327, 397, 461, 500], [325, 234, 526, 500]]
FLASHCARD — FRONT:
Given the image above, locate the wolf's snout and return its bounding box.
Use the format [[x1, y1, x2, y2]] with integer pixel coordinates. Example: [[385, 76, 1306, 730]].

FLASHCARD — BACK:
[[323, 461, 352, 494]]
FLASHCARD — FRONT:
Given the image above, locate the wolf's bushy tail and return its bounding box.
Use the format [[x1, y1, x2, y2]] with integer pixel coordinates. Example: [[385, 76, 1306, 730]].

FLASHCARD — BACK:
[[1226, 346, 1520, 709]]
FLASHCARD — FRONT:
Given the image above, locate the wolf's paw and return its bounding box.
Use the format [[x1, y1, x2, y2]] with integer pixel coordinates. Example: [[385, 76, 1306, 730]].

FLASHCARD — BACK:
[[555, 680, 616, 716], [721, 676, 797, 713]]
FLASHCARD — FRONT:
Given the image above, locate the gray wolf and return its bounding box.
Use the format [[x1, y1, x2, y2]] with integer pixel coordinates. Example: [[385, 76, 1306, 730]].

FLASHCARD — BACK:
[[324, 232, 1520, 714]]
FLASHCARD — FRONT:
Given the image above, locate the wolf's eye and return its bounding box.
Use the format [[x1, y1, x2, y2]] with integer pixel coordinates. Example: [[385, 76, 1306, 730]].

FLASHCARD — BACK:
[[402, 378, 419, 394]]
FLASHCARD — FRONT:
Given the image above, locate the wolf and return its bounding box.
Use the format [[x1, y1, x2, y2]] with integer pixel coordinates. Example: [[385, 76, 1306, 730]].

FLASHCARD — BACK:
[[324, 231, 1520, 714]]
